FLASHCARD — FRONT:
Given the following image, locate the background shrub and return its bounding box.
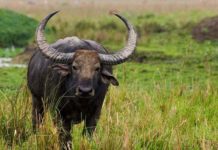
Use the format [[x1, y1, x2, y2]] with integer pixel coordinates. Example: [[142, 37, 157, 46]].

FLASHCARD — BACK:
[[0, 9, 38, 47]]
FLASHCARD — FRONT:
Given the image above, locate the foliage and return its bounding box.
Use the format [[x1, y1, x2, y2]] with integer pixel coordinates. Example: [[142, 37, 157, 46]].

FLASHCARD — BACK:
[[0, 9, 38, 47]]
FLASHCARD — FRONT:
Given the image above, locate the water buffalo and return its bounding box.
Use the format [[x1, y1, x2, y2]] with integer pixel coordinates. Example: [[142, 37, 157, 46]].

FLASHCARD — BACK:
[[27, 11, 137, 149]]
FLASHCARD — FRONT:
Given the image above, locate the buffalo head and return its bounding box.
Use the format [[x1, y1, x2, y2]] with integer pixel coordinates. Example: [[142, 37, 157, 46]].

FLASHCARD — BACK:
[[52, 50, 119, 98]]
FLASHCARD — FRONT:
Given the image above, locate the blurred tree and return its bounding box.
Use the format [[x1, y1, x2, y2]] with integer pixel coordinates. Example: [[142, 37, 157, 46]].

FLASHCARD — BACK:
[[0, 9, 38, 48]]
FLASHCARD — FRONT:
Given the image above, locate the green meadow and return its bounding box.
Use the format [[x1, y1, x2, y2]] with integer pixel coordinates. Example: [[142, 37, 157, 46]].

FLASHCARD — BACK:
[[0, 7, 218, 149]]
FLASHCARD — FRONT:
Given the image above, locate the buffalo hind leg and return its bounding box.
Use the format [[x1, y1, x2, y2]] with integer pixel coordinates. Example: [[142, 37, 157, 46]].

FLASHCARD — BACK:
[[32, 95, 44, 133]]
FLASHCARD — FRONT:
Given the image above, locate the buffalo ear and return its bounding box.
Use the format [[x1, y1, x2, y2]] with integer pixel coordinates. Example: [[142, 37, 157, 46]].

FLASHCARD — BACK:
[[51, 64, 70, 76], [101, 69, 119, 86]]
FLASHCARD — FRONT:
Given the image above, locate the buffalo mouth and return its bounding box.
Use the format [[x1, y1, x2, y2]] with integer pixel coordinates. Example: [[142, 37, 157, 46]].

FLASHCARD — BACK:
[[78, 95, 93, 99]]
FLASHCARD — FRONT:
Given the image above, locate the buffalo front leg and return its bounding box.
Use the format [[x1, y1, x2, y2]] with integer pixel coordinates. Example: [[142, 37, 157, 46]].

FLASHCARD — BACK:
[[32, 95, 44, 133], [82, 104, 104, 137], [57, 118, 73, 150], [83, 91, 106, 137], [82, 116, 98, 137]]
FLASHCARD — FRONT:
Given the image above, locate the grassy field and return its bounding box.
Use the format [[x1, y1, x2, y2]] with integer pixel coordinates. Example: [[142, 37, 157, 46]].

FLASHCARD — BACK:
[[0, 1, 218, 149]]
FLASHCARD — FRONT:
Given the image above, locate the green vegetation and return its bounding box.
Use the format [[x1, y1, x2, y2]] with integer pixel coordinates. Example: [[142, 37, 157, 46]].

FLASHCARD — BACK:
[[0, 10, 218, 149], [0, 67, 25, 94], [0, 9, 38, 47]]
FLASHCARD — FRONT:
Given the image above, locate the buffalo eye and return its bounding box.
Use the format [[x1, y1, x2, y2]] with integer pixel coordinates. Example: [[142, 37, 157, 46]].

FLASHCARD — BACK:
[[72, 65, 78, 71], [95, 67, 100, 72]]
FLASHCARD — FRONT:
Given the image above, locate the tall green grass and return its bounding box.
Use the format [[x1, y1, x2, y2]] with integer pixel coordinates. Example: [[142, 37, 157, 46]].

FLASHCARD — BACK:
[[0, 58, 217, 149]]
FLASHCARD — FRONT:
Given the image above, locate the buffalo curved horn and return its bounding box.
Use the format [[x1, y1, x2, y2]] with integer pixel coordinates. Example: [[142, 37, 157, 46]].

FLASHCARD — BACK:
[[36, 11, 74, 63], [98, 13, 137, 65], [37, 11, 137, 65]]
